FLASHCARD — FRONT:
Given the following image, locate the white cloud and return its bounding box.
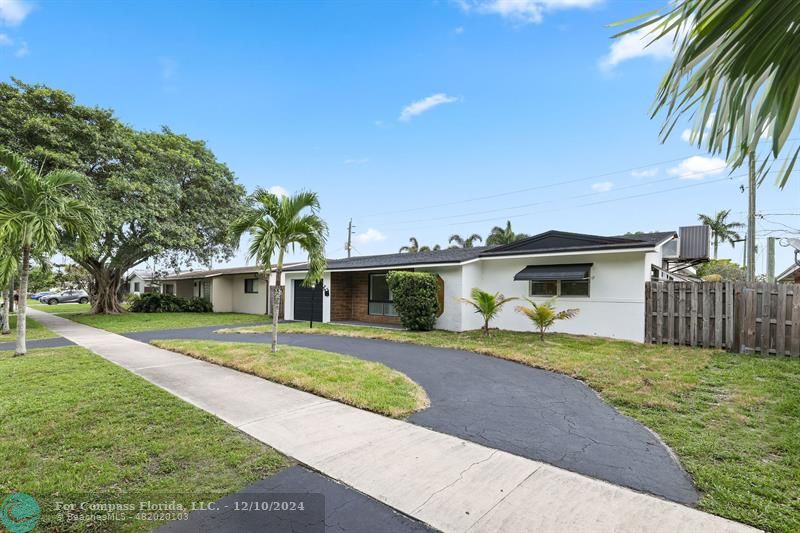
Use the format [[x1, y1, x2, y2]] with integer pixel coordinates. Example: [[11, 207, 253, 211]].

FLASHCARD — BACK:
[[353, 228, 386, 246], [667, 156, 727, 180], [453, 26, 465, 34], [0, 0, 33, 26], [399, 93, 460, 121], [0, 33, 11, 46], [15, 39, 27, 57], [344, 158, 369, 165], [591, 181, 613, 192], [680, 128, 693, 143], [268, 185, 289, 198], [599, 23, 677, 71], [455, 0, 600, 25], [631, 168, 658, 178]]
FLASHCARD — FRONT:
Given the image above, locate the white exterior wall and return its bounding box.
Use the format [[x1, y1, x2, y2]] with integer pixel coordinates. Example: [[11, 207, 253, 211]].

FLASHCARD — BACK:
[[281, 272, 331, 323], [474, 252, 648, 341], [211, 276, 233, 312], [129, 274, 145, 295], [417, 266, 464, 331], [227, 274, 268, 314]]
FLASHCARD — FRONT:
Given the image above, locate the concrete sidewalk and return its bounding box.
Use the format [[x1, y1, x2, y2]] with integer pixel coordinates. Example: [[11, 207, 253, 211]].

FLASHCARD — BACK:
[[30, 309, 757, 533]]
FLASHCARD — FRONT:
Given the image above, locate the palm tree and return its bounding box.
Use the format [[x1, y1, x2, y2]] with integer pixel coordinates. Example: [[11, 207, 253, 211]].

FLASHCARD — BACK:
[[0, 148, 98, 355], [0, 241, 16, 336], [697, 210, 744, 259], [460, 288, 517, 336], [231, 188, 328, 353], [399, 237, 420, 253], [419, 244, 442, 252], [613, 1, 800, 188], [515, 298, 579, 341], [486, 221, 529, 246], [448, 233, 483, 248]]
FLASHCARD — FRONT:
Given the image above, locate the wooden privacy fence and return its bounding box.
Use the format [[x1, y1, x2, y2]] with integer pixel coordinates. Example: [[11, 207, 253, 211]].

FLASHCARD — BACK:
[[645, 281, 800, 356]]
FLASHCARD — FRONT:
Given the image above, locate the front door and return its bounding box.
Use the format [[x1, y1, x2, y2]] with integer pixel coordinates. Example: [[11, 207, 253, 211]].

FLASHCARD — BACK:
[[293, 280, 323, 322]]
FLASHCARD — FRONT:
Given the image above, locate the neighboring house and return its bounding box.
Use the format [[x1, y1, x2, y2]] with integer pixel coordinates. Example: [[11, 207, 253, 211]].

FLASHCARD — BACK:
[[777, 263, 800, 283], [280, 228, 709, 342], [159, 265, 290, 316], [126, 270, 157, 295]]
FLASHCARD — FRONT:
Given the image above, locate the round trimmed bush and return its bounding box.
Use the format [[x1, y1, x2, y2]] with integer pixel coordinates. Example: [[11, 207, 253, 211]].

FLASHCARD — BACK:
[[386, 271, 440, 331]]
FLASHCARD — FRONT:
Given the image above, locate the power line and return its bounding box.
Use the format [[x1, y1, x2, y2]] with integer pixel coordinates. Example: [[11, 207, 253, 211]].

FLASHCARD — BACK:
[[382, 166, 745, 229], [358, 154, 702, 219]]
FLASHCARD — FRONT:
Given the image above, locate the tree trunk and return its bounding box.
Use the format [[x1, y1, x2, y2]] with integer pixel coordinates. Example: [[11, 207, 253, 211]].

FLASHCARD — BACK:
[[89, 265, 125, 314], [483, 318, 489, 336], [271, 251, 284, 353], [15, 245, 30, 356], [1, 286, 10, 335], [713, 236, 719, 259]]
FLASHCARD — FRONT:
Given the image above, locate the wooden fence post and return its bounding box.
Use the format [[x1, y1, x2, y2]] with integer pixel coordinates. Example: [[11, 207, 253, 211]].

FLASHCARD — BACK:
[[644, 282, 652, 344]]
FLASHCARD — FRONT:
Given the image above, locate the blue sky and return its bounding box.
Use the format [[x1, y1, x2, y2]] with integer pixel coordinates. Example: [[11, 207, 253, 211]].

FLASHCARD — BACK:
[[1, 0, 798, 273]]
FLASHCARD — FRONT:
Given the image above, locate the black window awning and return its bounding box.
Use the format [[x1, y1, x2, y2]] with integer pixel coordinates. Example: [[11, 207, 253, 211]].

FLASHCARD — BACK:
[[513, 263, 592, 281]]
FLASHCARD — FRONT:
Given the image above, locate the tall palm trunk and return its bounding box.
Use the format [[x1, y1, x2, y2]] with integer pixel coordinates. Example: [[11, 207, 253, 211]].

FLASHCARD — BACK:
[[1, 286, 10, 335], [15, 243, 30, 356], [713, 235, 719, 259], [271, 250, 284, 353]]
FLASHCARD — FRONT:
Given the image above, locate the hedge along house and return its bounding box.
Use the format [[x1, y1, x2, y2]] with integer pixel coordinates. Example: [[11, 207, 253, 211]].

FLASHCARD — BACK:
[[159, 265, 295, 316], [281, 228, 710, 342]]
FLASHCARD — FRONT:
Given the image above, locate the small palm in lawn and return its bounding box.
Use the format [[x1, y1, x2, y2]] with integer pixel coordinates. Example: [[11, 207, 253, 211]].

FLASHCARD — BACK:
[[231, 188, 328, 353], [460, 288, 517, 336], [0, 148, 98, 355], [448, 233, 483, 248], [697, 210, 744, 259], [516, 297, 579, 341], [485, 221, 529, 246]]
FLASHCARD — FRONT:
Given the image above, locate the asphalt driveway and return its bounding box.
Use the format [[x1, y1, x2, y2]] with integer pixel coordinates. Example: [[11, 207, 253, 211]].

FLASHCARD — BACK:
[[127, 326, 699, 505]]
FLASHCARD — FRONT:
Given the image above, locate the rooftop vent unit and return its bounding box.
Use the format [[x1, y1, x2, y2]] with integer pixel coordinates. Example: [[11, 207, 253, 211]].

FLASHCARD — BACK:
[[678, 225, 710, 260]]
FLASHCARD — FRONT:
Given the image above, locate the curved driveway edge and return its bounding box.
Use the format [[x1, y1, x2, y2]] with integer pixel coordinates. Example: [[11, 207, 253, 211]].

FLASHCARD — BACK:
[[30, 310, 756, 533], [128, 326, 698, 504]]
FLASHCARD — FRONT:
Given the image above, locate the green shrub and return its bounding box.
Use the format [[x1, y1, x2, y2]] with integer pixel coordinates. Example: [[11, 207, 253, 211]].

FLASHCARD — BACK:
[[386, 271, 439, 331], [128, 293, 213, 313]]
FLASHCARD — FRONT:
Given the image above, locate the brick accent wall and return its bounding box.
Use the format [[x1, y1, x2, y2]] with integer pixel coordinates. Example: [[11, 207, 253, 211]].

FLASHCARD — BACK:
[[330, 271, 402, 325]]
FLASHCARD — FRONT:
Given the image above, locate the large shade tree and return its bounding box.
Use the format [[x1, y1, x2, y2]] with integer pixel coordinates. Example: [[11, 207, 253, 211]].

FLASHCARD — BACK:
[[0, 79, 246, 313], [0, 148, 98, 355], [231, 189, 328, 353]]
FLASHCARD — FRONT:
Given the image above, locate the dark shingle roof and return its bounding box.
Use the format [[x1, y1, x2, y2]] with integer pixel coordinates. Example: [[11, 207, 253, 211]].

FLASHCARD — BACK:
[[162, 265, 263, 280], [284, 247, 488, 272], [481, 230, 677, 257], [283, 230, 677, 272]]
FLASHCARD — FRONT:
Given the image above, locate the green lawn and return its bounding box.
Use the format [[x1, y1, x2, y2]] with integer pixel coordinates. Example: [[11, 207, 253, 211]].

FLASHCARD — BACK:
[[0, 315, 58, 342], [220, 323, 800, 533], [0, 346, 291, 532], [153, 339, 429, 418], [68, 312, 269, 333], [28, 300, 92, 314]]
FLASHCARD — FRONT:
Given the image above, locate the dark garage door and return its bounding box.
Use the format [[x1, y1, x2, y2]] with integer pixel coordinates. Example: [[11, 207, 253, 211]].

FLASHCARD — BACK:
[[293, 280, 323, 322]]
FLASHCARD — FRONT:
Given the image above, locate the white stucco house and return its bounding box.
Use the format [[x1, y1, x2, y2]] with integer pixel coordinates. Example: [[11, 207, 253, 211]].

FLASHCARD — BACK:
[[280, 228, 708, 342], [126, 270, 157, 296], [158, 228, 708, 342], [160, 265, 290, 316]]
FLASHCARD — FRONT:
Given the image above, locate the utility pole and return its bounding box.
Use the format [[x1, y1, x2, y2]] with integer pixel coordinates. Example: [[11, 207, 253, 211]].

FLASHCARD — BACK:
[[346, 219, 355, 258], [767, 237, 776, 283], [746, 151, 757, 283]]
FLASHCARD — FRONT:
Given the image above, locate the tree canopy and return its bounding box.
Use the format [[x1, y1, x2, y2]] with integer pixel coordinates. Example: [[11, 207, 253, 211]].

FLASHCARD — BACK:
[[0, 78, 247, 312]]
